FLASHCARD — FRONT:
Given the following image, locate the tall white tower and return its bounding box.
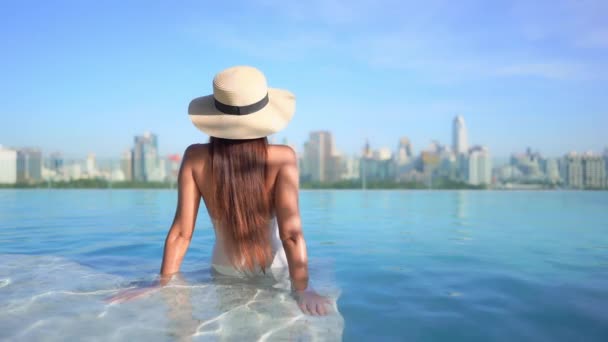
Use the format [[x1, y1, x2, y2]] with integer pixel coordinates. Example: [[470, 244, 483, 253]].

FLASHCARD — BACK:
[[452, 115, 469, 155]]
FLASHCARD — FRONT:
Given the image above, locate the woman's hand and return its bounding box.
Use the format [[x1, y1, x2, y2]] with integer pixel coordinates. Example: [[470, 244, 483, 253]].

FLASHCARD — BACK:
[[294, 288, 332, 316], [105, 285, 160, 304]]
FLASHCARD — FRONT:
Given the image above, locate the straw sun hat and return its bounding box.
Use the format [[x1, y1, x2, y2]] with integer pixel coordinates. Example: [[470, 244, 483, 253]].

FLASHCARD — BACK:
[[188, 66, 296, 139]]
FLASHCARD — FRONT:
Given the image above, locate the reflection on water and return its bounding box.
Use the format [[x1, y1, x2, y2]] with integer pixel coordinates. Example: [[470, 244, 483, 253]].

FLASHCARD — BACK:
[[454, 190, 468, 226]]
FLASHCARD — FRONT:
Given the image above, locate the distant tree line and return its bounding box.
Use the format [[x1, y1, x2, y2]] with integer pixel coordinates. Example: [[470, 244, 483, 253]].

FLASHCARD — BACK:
[[0, 179, 173, 189], [300, 178, 487, 190]]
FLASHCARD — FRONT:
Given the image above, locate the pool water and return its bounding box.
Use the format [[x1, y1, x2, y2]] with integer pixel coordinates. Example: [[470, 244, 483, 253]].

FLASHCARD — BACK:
[[1, 190, 607, 341]]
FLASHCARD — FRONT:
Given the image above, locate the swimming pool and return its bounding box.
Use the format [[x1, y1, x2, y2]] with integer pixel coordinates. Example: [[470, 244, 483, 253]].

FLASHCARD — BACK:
[[1, 190, 607, 341]]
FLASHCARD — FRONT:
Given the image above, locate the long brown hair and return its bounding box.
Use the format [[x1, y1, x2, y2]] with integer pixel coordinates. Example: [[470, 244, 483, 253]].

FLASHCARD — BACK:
[[209, 136, 272, 274]]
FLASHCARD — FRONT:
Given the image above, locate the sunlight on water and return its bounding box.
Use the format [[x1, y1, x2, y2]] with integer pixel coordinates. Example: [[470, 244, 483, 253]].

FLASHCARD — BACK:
[[1, 190, 608, 341], [0, 254, 343, 341]]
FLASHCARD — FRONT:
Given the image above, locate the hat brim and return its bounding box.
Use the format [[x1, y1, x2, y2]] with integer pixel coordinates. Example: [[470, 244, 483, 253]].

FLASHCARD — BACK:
[[188, 88, 295, 139]]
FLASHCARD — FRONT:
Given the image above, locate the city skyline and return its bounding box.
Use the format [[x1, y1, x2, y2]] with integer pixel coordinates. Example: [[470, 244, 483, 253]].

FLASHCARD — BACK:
[[1, 1, 607, 158], [2, 117, 606, 188]]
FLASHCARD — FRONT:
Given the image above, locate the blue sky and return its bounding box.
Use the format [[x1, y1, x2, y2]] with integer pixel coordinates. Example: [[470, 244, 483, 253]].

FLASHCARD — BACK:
[[1, 0, 607, 159]]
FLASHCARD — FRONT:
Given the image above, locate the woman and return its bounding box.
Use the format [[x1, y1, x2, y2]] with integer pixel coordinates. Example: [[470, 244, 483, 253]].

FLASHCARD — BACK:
[[110, 66, 331, 316]]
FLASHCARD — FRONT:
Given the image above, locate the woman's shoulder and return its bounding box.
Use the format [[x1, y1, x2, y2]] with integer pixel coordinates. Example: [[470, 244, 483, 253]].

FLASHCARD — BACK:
[[181, 143, 296, 168], [178, 144, 209, 171], [268, 144, 297, 164], [185, 143, 209, 152], [268, 144, 296, 159], [182, 143, 208, 159]]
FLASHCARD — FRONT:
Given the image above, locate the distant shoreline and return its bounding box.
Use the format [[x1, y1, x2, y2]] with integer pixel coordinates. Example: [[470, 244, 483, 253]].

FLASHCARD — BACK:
[[1, 179, 605, 191], [1, 188, 606, 192]]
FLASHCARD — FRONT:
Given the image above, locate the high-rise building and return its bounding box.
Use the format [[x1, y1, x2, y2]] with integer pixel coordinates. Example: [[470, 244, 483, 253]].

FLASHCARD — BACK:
[[396, 137, 413, 165], [48, 152, 64, 172], [467, 146, 492, 185], [437, 150, 457, 180], [86, 153, 97, 177], [329, 154, 344, 182], [132, 132, 159, 182], [302, 131, 339, 182], [148, 158, 167, 182], [362, 139, 372, 158], [452, 115, 469, 155], [68, 163, 82, 180], [452, 116, 470, 182], [511, 148, 543, 180], [544, 158, 561, 184], [582, 154, 606, 188], [121, 150, 133, 181], [563, 152, 606, 189], [16, 148, 42, 183], [341, 155, 360, 180], [564, 153, 583, 188], [421, 150, 440, 175], [374, 147, 392, 161], [0, 146, 17, 184], [360, 144, 396, 183]]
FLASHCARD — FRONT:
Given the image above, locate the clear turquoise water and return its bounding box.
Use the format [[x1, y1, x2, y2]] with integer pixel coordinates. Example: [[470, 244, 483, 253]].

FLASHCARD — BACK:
[[1, 190, 608, 341]]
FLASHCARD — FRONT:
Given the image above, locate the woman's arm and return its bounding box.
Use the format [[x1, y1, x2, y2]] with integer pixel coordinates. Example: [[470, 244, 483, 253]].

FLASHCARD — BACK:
[[275, 147, 308, 290], [160, 146, 201, 284], [107, 146, 201, 303], [275, 147, 331, 315]]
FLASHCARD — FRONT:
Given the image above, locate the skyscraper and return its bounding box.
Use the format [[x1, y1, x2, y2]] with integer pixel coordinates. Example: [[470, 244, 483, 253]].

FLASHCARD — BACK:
[[564, 153, 583, 188], [582, 154, 606, 188], [16, 148, 42, 183], [121, 150, 133, 181], [0, 146, 17, 184], [302, 131, 339, 182], [452, 115, 469, 155], [562, 152, 607, 189], [48, 152, 64, 172], [362, 139, 372, 158], [148, 158, 167, 182], [452, 115, 470, 182], [467, 146, 492, 185], [341, 155, 360, 180], [132, 132, 159, 182], [396, 137, 413, 165], [360, 142, 396, 183], [544, 158, 561, 184], [86, 153, 97, 177]]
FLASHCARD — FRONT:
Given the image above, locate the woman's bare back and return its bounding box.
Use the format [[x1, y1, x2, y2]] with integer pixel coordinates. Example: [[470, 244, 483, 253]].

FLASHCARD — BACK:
[[183, 143, 296, 219], [180, 144, 296, 276]]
